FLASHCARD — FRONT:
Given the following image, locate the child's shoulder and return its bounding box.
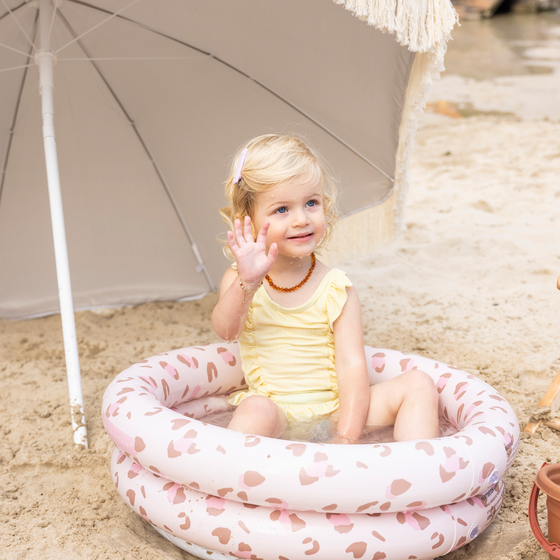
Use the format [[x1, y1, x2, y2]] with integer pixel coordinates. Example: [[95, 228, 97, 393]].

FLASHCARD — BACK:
[[316, 263, 351, 284], [312, 263, 354, 302]]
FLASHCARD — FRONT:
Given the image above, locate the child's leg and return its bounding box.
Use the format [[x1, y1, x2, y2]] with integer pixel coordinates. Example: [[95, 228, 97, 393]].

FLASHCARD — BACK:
[[366, 370, 439, 442], [228, 395, 288, 438]]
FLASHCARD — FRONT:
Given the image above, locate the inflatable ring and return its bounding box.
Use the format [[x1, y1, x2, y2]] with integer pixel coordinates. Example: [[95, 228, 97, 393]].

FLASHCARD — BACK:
[[103, 344, 519, 560]]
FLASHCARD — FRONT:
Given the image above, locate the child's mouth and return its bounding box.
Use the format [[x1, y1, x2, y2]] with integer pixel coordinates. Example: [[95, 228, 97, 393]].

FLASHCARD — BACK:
[[289, 233, 313, 241]]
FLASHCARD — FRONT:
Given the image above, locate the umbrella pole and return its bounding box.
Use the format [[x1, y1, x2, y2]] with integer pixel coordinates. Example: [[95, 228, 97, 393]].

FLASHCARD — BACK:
[[37, 0, 87, 448]]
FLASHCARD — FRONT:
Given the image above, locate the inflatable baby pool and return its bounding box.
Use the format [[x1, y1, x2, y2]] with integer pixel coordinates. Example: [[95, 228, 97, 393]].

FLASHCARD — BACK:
[[102, 343, 519, 560]]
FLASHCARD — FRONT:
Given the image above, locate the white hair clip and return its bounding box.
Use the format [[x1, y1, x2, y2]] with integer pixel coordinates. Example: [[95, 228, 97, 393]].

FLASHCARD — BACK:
[[233, 148, 248, 185]]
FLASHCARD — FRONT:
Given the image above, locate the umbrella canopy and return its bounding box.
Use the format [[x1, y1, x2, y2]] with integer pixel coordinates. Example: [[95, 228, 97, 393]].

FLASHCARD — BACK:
[[0, 0, 456, 446], [1, 0, 456, 319]]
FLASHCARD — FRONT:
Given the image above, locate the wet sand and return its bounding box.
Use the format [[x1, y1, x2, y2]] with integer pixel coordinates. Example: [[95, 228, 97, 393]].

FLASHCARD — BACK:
[[426, 11, 560, 120], [1, 11, 560, 560]]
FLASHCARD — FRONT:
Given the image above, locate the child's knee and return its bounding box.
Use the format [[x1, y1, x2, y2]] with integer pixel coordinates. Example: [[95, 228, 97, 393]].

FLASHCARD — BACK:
[[236, 395, 286, 434], [405, 370, 438, 401], [238, 395, 276, 416]]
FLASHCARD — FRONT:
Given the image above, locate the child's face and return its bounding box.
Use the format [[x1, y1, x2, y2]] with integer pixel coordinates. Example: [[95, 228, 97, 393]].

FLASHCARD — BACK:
[[252, 175, 326, 258]]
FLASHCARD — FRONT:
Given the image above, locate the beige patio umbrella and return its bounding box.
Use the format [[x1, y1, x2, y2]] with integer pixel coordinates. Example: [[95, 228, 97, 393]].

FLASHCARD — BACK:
[[0, 0, 457, 446]]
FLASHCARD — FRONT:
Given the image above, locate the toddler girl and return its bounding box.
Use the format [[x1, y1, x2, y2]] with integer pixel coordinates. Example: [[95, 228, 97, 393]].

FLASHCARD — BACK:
[[211, 134, 439, 443]]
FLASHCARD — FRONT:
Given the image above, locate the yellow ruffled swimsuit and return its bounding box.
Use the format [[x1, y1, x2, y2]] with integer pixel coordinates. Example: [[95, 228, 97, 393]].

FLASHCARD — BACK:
[[228, 268, 352, 424]]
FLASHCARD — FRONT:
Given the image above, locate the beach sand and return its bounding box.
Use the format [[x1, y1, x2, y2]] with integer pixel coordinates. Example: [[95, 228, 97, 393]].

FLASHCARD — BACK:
[[2, 14, 560, 560], [2, 114, 558, 560]]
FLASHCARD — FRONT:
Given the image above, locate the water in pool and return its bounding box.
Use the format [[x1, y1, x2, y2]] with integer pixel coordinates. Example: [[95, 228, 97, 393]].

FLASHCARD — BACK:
[[201, 407, 457, 444]]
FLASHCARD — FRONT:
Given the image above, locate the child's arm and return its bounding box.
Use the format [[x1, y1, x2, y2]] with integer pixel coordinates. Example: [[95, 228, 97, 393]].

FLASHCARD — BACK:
[[332, 287, 370, 443], [211, 217, 277, 341]]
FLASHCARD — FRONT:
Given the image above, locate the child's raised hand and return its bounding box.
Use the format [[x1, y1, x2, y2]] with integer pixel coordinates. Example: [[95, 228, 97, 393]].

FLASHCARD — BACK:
[[227, 216, 277, 289]]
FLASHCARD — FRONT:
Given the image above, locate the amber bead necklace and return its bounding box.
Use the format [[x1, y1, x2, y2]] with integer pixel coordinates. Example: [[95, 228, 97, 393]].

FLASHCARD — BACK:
[[265, 253, 316, 292]]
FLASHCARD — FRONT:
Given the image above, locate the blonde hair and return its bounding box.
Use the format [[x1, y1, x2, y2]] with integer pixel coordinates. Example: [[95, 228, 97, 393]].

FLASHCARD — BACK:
[[220, 134, 338, 260]]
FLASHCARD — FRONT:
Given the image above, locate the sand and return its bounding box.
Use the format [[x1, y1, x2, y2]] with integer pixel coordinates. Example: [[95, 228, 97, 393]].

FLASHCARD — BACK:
[[2, 16, 560, 560], [2, 115, 558, 560]]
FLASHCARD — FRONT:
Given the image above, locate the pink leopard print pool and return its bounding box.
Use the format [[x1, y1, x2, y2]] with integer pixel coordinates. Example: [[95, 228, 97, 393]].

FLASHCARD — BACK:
[[102, 344, 519, 560]]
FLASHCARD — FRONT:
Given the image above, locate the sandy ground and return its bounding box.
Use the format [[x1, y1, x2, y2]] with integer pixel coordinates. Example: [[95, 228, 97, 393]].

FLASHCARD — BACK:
[[2, 14, 560, 560]]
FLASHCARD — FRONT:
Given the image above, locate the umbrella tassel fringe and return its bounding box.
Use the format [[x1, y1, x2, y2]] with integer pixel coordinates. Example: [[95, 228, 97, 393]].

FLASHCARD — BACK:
[[333, 0, 458, 235], [333, 0, 458, 54]]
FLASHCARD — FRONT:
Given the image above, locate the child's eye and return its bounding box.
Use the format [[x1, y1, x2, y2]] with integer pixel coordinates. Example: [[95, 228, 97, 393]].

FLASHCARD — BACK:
[[275, 206, 288, 214], [306, 200, 317, 207]]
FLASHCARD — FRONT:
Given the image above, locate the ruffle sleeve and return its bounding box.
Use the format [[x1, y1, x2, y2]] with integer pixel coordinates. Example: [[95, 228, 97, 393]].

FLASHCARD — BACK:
[[326, 270, 353, 328]]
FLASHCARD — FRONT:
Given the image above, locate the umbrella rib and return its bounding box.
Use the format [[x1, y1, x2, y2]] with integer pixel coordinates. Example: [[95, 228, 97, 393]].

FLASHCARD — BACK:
[[65, 0, 395, 183], [0, 0, 26, 22], [338, 185, 394, 219], [236, 71, 395, 183], [0, 63, 33, 72], [0, 12, 38, 209], [0, 0, 36, 49], [54, 0, 142, 55], [55, 8, 217, 293], [46, 0, 58, 50], [0, 41, 34, 58], [58, 55, 208, 61], [66, 0, 210, 57]]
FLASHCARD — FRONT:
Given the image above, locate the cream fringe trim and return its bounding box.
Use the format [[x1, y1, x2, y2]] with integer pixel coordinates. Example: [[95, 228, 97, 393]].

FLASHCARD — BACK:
[[333, 0, 458, 53], [333, 0, 459, 234]]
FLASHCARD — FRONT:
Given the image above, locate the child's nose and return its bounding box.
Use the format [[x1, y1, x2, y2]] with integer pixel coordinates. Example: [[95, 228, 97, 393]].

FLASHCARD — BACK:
[[291, 208, 309, 226]]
